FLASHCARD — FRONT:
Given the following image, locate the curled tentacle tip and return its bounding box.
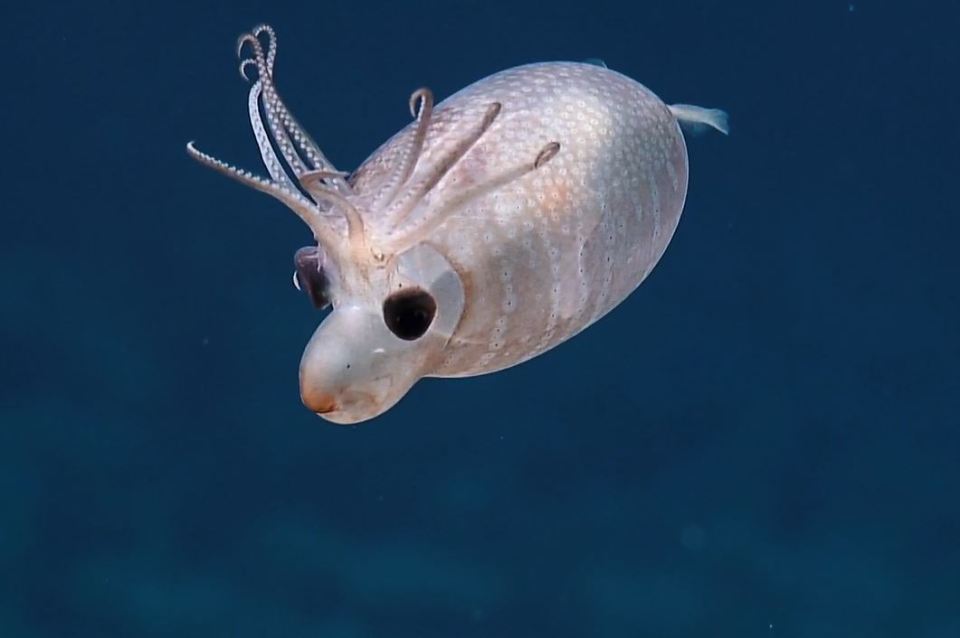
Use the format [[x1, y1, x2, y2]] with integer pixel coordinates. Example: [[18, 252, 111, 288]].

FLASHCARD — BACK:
[[236, 33, 257, 59], [251, 24, 277, 72], [238, 59, 257, 82], [186, 141, 215, 163], [252, 24, 276, 38], [186, 141, 218, 167], [534, 141, 561, 169], [408, 87, 433, 119], [236, 32, 270, 82]]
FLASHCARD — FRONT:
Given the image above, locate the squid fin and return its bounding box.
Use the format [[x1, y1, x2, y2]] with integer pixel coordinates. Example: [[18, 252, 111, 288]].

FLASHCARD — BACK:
[[669, 104, 730, 136]]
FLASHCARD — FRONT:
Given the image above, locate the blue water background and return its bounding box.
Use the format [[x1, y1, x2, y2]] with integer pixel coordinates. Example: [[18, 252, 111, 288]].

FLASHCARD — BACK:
[[2, 1, 959, 636]]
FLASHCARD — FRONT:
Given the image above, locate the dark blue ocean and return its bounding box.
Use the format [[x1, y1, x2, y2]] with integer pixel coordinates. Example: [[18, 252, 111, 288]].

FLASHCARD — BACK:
[[3, 1, 958, 636]]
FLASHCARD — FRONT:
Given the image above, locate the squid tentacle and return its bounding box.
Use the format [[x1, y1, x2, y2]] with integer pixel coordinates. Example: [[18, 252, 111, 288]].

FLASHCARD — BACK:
[[252, 24, 277, 72], [186, 142, 346, 252], [372, 88, 435, 212], [386, 100, 502, 230], [247, 80, 296, 188], [388, 142, 561, 254], [231, 26, 363, 247], [237, 33, 309, 178], [299, 181, 367, 255], [238, 27, 350, 196], [189, 26, 364, 259]]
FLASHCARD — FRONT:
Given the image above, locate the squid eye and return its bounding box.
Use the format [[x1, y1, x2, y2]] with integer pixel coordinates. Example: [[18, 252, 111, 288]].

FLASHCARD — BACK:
[[383, 288, 437, 340], [293, 246, 331, 309]]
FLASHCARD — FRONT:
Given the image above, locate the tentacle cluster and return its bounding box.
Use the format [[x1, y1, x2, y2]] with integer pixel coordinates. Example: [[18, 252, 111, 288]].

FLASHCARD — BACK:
[[187, 24, 361, 257], [372, 96, 562, 254], [237, 25, 348, 195], [187, 24, 561, 264]]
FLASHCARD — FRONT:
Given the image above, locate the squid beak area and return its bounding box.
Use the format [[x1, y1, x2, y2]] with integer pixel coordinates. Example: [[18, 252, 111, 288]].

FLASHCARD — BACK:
[[300, 388, 338, 415], [300, 387, 385, 425], [299, 368, 386, 425], [300, 372, 399, 424]]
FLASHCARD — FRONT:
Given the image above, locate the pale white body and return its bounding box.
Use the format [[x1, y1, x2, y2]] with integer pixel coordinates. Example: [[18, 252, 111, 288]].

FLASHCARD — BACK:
[[189, 26, 726, 423], [353, 62, 689, 377]]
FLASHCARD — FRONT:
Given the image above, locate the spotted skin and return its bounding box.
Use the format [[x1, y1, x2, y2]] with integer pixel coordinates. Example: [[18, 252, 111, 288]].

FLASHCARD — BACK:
[[189, 25, 721, 424], [351, 63, 689, 376]]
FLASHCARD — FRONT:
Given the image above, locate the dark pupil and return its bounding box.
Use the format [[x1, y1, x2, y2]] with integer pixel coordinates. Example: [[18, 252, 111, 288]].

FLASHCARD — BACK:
[[383, 289, 437, 340], [294, 246, 331, 309]]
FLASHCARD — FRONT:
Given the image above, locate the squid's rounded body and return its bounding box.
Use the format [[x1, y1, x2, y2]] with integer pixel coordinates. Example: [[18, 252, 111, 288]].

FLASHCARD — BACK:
[[189, 25, 727, 424]]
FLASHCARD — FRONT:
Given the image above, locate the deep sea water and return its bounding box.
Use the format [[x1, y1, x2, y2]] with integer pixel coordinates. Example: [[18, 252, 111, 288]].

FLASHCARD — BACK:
[[2, 2, 958, 636]]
